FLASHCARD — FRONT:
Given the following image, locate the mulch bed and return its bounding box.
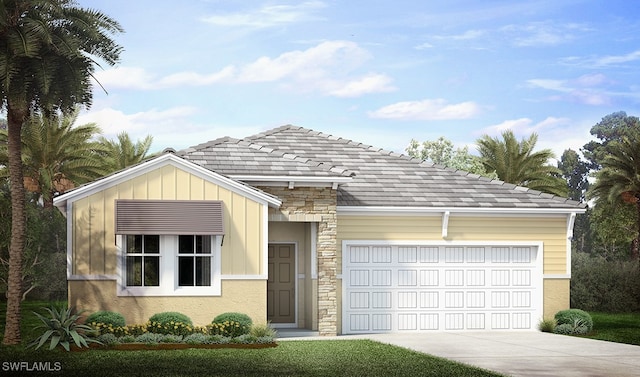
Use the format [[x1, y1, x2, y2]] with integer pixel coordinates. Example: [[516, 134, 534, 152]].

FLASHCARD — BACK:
[[72, 342, 278, 352]]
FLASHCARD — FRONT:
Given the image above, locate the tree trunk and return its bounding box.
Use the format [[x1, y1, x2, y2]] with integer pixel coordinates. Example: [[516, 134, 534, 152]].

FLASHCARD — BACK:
[[635, 202, 640, 262], [2, 103, 28, 345]]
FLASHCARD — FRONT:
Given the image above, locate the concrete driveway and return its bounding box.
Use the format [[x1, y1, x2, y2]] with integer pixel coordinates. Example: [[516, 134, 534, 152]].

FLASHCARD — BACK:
[[279, 330, 640, 376]]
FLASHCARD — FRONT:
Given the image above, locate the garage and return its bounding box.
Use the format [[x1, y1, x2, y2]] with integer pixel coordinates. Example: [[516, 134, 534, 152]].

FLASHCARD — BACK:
[[343, 242, 542, 334]]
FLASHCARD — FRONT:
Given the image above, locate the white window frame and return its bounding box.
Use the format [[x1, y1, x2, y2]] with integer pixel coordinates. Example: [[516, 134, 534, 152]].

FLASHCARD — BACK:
[[116, 234, 222, 296]]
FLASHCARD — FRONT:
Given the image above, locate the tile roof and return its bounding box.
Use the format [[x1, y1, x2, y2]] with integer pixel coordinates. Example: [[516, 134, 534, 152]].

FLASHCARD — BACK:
[[178, 125, 585, 209]]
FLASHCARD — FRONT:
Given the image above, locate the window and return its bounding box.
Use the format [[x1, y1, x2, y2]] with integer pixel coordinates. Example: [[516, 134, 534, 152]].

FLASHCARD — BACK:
[[126, 235, 160, 286], [120, 234, 221, 296], [178, 235, 212, 286]]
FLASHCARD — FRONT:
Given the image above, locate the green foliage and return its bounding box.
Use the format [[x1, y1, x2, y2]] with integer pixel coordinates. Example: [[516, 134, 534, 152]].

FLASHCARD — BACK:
[[209, 321, 249, 338], [554, 309, 593, 332], [97, 132, 155, 172], [476, 130, 567, 197], [148, 312, 194, 335], [553, 323, 576, 335], [97, 333, 120, 346], [86, 311, 126, 328], [538, 318, 556, 333], [184, 333, 208, 344], [571, 253, 640, 311], [160, 334, 184, 343], [28, 305, 101, 351], [135, 332, 163, 345], [558, 149, 590, 202], [406, 137, 493, 177], [213, 312, 253, 329], [250, 322, 277, 338], [149, 312, 193, 326]]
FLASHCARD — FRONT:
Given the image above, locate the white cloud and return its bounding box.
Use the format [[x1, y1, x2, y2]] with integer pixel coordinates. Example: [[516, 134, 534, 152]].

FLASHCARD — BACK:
[[201, 1, 326, 28], [369, 99, 482, 120], [526, 74, 613, 106], [501, 22, 588, 47], [432, 29, 485, 41], [93, 41, 394, 98]]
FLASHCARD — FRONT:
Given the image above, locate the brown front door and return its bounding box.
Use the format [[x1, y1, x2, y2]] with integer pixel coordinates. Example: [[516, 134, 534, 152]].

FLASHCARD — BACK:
[[267, 244, 295, 323]]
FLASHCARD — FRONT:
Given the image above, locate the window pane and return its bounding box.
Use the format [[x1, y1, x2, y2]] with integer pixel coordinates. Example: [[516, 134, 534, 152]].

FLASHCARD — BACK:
[[126, 256, 142, 286], [144, 256, 160, 286], [195, 256, 211, 286], [127, 235, 142, 254], [144, 235, 160, 254], [178, 257, 194, 286], [196, 235, 211, 254], [179, 235, 193, 254]]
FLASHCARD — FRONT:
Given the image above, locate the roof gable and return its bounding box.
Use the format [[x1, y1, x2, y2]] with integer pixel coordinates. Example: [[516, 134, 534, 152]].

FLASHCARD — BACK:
[[53, 153, 281, 211]]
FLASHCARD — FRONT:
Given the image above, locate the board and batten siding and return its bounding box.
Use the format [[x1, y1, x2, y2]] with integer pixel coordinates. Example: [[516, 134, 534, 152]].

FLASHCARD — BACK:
[[336, 215, 568, 274], [70, 165, 264, 277]]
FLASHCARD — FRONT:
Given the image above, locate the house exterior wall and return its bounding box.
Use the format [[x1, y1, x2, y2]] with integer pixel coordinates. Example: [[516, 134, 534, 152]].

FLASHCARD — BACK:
[[68, 165, 267, 324], [336, 214, 570, 332], [70, 165, 265, 276], [69, 280, 266, 325]]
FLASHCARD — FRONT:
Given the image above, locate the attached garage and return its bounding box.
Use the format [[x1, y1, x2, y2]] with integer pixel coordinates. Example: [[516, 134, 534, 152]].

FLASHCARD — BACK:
[[343, 242, 542, 333]]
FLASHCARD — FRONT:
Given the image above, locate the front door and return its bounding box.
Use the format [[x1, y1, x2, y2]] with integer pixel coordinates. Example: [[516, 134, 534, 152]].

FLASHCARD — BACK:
[[267, 244, 295, 323]]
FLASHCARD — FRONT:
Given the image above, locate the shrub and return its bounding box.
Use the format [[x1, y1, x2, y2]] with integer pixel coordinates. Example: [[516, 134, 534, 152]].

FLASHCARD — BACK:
[[554, 309, 593, 332], [232, 334, 257, 344], [250, 322, 277, 338], [209, 320, 248, 338], [135, 332, 164, 345], [119, 335, 136, 343], [553, 323, 575, 335], [86, 311, 126, 328], [206, 334, 230, 344], [160, 334, 183, 343], [148, 312, 194, 335], [538, 318, 556, 333], [571, 253, 640, 312], [213, 312, 252, 328], [212, 312, 252, 336], [29, 306, 101, 351], [184, 333, 208, 344], [97, 333, 120, 346]]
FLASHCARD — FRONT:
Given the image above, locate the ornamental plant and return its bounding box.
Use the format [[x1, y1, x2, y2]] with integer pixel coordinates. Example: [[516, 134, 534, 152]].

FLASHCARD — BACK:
[[29, 306, 102, 351], [86, 311, 126, 328], [554, 309, 593, 333], [212, 312, 252, 337], [148, 312, 194, 335]]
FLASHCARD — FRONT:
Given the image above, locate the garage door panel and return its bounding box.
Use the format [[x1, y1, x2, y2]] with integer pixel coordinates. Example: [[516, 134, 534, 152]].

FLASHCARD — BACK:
[[344, 244, 540, 333]]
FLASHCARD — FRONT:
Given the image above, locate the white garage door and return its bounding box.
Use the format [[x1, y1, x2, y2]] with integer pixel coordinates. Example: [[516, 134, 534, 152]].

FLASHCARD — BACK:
[[343, 243, 541, 334]]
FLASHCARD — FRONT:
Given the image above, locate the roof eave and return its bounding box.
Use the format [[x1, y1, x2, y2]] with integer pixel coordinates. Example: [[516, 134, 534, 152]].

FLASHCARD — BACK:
[[337, 205, 587, 216]]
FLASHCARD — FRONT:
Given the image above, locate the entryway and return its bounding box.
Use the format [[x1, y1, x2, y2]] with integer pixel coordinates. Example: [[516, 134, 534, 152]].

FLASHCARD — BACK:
[[267, 243, 295, 324]]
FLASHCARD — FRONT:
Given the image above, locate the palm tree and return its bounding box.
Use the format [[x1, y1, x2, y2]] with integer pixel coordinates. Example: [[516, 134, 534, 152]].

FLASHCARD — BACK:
[[0, 0, 122, 345], [19, 111, 109, 208], [476, 130, 568, 197], [98, 132, 155, 172], [589, 130, 640, 259]]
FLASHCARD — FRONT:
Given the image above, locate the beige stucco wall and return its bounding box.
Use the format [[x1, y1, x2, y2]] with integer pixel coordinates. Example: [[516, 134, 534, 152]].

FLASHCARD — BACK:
[[336, 214, 571, 332], [70, 164, 265, 276], [69, 280, 266, 325]]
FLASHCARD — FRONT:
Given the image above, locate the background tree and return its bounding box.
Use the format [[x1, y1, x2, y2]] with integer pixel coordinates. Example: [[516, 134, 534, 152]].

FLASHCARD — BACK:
[[406, 137, 492, 176], [588, 128, 640, 259], [0, 0, 122, 345], [476, 130, 567, 197], [4, 111, 108, 208], [98, 132, 155, 172]]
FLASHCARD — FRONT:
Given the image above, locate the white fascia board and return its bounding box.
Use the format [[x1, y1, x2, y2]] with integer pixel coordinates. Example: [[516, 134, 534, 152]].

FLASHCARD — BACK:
[[229, 175, 352, 188], [337, 205, 586, 216], [53, 154, 282, 210]]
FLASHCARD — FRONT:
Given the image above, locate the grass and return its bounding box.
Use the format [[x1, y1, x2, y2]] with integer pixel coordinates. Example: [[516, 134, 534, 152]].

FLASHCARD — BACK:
[[582, 312, 640, 346], [0, 301, 501, 377]]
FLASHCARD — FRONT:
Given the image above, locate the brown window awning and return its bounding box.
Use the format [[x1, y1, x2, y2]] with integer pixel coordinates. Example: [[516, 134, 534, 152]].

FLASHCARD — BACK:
[[115, 200, 224, 235]]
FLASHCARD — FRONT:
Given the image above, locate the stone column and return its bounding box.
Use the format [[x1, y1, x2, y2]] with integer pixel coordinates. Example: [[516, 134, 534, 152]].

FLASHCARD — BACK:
[[317, 214, 337, 336]]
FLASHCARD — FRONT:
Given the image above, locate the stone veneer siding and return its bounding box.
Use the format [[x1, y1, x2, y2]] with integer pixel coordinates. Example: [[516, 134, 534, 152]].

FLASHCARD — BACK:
[[259, 186, 337, 336]]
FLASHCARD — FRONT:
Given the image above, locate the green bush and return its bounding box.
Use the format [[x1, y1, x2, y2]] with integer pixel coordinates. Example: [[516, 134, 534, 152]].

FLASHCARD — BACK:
[[135, 332, 163, 345], [571, 253, 640, 312], [212, 312, 252, 335], [97, 333, 120, 346], [250, 322, 277, 338], [86, 311, 126, 328], [29, 306, 101, 351], [184, 333, 208, 344], [553, 323, 575, 335], [554, 309, 593, 332], [148, 312, 194, 335], [538, 318, 556, 333]]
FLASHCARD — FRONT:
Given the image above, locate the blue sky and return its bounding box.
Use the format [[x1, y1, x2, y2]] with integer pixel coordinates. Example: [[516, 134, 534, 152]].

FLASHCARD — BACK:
[[77, 0, 640, 160]]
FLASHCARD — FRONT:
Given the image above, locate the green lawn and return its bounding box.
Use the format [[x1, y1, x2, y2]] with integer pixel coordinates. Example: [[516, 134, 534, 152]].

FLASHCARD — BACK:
[[0, 301, 501, 377], [583, 312, 640, 346]]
